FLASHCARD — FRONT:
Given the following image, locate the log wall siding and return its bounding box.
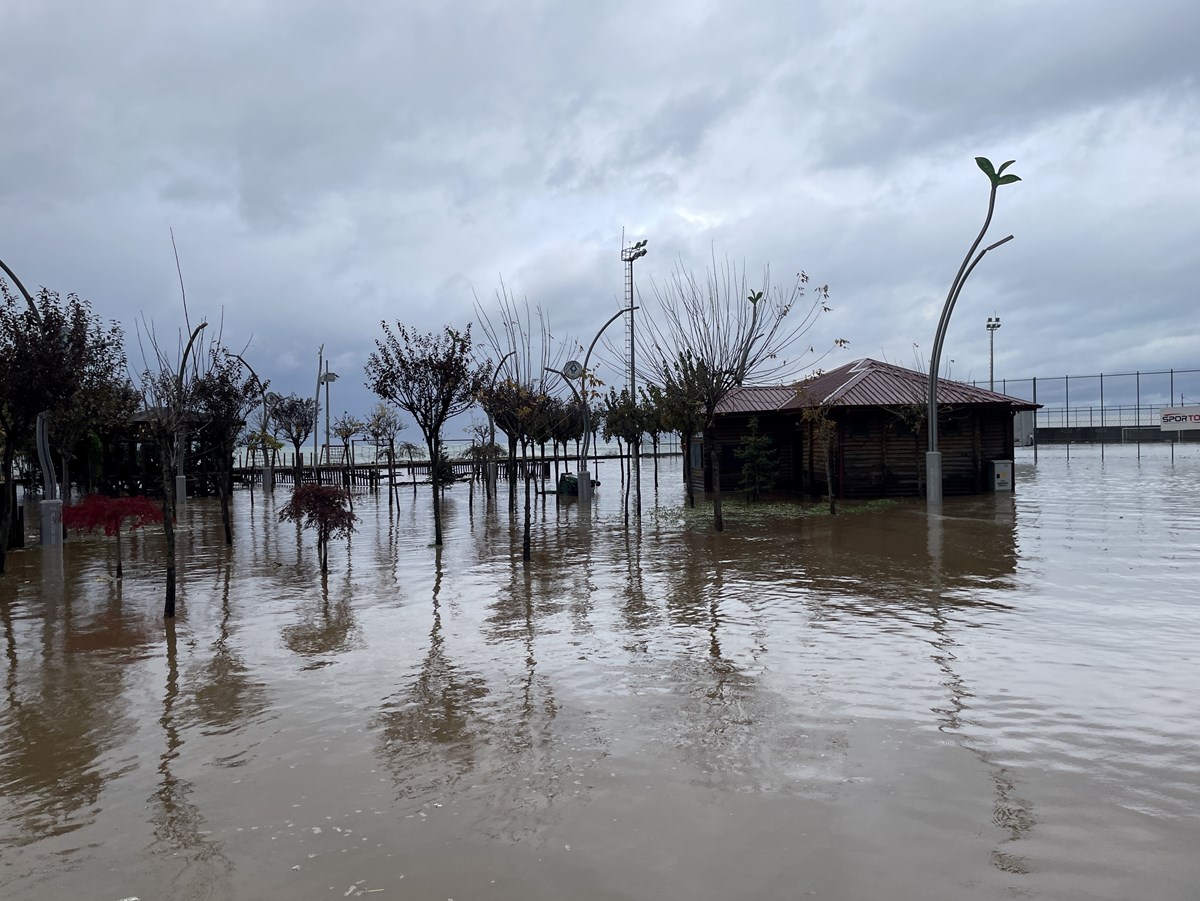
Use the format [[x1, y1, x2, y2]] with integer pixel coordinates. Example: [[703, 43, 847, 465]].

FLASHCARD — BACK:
[[697, 407, 1018, 499]]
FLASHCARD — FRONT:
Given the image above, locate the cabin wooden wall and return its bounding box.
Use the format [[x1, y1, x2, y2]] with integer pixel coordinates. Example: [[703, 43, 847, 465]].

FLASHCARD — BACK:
[[703, 406, 1017, 500]]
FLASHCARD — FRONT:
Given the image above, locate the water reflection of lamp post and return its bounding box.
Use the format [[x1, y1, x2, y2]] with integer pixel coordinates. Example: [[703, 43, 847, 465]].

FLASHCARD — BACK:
[[987, 316, 1001, 391]]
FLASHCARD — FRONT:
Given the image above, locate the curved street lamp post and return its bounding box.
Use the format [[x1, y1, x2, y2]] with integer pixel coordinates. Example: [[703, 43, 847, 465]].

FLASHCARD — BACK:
[[926, 158, 1019, 505]]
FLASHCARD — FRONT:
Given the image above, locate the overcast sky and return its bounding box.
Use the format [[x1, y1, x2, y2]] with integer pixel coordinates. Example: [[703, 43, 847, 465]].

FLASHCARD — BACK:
[[2, 0, 1198, 424]]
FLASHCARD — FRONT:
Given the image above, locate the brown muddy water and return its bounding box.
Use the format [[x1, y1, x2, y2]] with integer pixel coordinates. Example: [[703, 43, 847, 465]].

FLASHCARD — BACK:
[[2, 445, 1199, 900]]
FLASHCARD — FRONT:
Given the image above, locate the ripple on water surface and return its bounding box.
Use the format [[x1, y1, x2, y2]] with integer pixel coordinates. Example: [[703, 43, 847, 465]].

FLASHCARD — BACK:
[[1, 446, 1199, 900]]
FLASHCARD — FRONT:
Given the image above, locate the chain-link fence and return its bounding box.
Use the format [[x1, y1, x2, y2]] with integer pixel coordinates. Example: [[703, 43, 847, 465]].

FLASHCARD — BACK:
[[973, 368, 1200, 431]]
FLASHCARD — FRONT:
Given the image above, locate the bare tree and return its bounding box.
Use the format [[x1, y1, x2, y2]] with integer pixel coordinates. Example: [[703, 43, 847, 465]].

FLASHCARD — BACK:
[[271, 393, 316, 486], [136, 319, 207, 618], [193, 347, 262, 544], [364, 402, 403, 508], [643, 255, 841, 531], [474, 286, 569, 514], [365, 323, 484, 546]]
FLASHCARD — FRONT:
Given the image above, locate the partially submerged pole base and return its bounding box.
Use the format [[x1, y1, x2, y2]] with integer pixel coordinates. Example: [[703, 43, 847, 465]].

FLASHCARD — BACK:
[[577, 468, 593, 505], [175, 474, 188, 517], [925, 451, 943, 506], [39, 498, 63, 547]]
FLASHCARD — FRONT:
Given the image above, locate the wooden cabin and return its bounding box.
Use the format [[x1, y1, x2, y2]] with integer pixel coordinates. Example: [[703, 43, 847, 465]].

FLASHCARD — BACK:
[[689, 358, 1039, 499]]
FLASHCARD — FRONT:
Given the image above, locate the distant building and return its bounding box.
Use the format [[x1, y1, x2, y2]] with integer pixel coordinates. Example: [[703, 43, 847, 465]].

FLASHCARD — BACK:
[[690, 358, 1039, 499]]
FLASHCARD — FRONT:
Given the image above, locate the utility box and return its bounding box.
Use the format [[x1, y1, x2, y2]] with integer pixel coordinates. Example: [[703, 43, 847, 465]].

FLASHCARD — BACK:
[[989, 460, 1013, 492]]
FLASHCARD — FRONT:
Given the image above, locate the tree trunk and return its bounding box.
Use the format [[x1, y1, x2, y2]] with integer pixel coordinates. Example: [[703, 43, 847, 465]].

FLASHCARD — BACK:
[[824, 428, 838, 515], [522, 441, 532, 562], [387, 440, 396, 509], [634, 438, 641, 520], [292, 442, 303, 488], [652, 435, 659, 490], [0, 439, 14, 571], [507, 435, 518, 514], [623, 448, 631, 529], [682, 430, 695, 508], [161, 446, 177, 618], [429, 437, 443, 546], [218, 444, 233, 546], [708, 428, 723, 532]]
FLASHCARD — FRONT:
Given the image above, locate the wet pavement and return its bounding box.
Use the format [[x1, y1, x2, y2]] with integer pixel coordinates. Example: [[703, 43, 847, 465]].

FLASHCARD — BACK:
[[2, 445, 1199, 900]]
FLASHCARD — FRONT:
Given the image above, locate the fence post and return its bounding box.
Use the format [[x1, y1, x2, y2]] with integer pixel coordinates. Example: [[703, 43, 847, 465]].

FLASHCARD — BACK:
[[1032, 377, 1038, 464], [1065, 374, 1070, 461], [1100, 373, 1105, 459], [1136, 371, 1141, 460], [1171, 369, 1176, 463]]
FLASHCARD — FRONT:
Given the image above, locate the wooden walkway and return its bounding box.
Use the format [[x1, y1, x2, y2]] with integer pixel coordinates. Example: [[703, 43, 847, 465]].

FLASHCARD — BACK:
[[233, 452, 680, 488]]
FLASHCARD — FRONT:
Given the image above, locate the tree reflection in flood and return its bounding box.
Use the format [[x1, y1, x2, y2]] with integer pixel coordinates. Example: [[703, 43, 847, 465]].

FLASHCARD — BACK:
[[373, 549, 490, 797], [0, 450, 1198, 901]]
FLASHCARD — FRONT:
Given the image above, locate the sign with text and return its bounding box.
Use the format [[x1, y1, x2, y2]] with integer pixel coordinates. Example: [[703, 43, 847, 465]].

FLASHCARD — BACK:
[[1160, 407, 1200, 431]]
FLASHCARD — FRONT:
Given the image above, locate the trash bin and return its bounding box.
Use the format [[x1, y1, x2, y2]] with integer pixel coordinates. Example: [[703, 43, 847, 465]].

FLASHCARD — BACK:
[[989, 460, 1013, 492]]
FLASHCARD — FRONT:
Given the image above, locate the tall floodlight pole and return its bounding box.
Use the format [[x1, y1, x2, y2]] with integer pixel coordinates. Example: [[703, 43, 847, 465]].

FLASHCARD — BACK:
[[926, 157, 1020, 506], [321, 362, 340, 458], [987, 316, 1001, 391], [620, 238, 648, 394], [313, 345, 323, 474], [620, 238, 647, 516]]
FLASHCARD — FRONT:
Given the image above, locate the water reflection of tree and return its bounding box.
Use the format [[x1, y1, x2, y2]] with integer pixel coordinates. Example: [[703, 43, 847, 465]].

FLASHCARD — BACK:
[[281, 570, 361, 664], [660, 528, 776, 790], [477, 558, 570, 843], [147, 621, 232, 895], [618, 531, 657, 641], [185, 564, 270, 737], [0, 563, 140, 846], [373, 551, 489, 797]]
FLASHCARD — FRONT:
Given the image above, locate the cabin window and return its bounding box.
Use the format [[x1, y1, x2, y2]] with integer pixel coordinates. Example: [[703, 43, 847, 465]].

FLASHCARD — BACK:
[[849, 418, 870, 439], [690, 440, 702, 470]]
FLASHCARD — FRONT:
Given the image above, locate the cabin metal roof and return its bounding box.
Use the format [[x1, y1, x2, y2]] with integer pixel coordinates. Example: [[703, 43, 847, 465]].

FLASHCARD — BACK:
[[715, 359, 1039, 414]]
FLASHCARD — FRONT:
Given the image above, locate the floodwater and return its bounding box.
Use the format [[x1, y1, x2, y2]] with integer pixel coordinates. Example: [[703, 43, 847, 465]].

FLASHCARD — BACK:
[[1, 445, 1199, 901]]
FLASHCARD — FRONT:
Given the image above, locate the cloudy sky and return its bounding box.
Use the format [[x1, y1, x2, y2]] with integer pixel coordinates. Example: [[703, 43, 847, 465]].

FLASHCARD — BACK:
[[2, 0, 1198, 423]]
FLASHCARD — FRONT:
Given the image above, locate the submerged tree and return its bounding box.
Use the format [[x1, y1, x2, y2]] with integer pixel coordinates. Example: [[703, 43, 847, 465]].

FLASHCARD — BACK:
[[365, 323, 485, 546], [193, 348, 261, 545], [650, 355, 704, 508], [733, 417, 778, 503], [62, 494, 163, 579], [602, 387, 646, 524], [795, 384, 839, 514], [0, 281, 124, 569], [279, 484, 357, 574], [644, 257, 842, 531], [138, 317, 207, 618], [271, 393, 316, 487], [332, 412, 363, 498], [364, 402, 404, 507]]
